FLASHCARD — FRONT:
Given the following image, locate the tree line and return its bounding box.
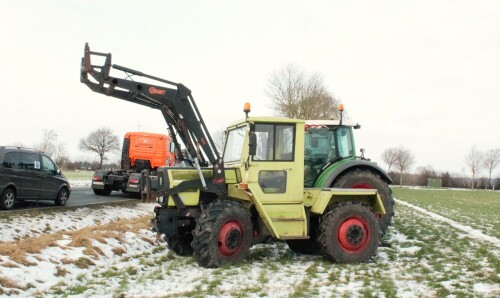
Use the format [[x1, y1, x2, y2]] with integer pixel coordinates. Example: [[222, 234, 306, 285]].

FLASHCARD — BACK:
[[381, 146, 500, 190]]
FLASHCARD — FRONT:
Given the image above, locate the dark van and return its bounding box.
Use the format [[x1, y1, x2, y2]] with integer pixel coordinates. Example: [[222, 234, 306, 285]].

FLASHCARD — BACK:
[[0, 146, 71, 210]]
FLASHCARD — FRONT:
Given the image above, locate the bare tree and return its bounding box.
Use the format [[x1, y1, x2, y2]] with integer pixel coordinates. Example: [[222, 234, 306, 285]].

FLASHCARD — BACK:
[[79, 127, 120, 169], [394, 146, 415, 187], [37, 129, 58, 158], [464, 146, 483, 189], [381, 147, 398, 173], [482, 149, 499, 189], [212, 129, 226, 156], [54, 143, 68, 165], [265, 64, 341, 120]]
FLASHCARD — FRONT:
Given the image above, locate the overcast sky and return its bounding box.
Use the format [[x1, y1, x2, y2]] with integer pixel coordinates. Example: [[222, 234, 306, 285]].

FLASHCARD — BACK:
[[1, 1, 499, 177]]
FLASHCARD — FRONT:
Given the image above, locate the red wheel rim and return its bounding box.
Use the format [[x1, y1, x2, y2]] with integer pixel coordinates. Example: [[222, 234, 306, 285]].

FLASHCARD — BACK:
[[218, 221, 243, 256], [338, 217, 370, 253]]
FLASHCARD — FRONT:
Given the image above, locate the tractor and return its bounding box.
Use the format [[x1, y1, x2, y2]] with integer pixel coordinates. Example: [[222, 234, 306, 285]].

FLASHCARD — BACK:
[[80, 43, 393, 267]]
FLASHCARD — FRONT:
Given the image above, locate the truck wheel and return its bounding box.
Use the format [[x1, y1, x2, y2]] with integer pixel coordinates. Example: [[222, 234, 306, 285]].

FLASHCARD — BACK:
[[55, 187, 69, 206], [318, 201, 379, 263], [0, 188, 16, 210], [93, 189, 104, 195], [165, 234, 194, 256], [192, 199, 252, 268], [102, 186, 112, 196], [332, 169, 394, 236], [93, 186, 111, 196]]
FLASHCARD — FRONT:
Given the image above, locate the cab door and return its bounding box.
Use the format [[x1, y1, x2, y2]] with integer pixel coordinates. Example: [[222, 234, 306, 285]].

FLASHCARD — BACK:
[[249, 122, 303, 203], [247, 121, 307, 238]]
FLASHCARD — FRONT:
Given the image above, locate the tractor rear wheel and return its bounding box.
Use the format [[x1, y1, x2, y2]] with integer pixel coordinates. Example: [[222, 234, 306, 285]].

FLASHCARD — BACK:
[[192, 199, 252, 268], [332, 169, 394, 236], [318, 201, 379, 263]]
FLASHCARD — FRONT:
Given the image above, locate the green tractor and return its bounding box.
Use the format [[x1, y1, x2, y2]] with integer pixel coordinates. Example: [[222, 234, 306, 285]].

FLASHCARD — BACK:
[[81, 44, 393, 268]]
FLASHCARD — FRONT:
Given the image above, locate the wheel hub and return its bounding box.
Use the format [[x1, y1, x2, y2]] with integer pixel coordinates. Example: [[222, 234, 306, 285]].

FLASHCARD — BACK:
[[346, 225, 364, 245], [338, 217, 369, 252], [5, 193, 14, 208], [218, 221, 243, 256]]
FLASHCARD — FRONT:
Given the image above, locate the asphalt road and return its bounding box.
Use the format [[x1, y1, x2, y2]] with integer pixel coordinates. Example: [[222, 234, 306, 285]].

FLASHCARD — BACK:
[[3, 186, 139, 211]]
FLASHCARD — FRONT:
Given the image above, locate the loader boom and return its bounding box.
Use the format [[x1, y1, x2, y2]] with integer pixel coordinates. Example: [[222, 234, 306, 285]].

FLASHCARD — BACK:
[[80, 43, 225, 193]]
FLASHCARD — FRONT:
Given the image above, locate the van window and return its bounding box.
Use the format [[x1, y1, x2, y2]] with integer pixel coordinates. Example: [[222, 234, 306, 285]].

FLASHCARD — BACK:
[[2, 152, 20, 169], [41, 155, 56, 173], [19, 152, 40, 170]]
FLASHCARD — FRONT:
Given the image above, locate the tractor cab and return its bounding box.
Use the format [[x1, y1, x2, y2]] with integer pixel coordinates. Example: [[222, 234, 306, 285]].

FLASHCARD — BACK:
[[304, 120, 359, 187]]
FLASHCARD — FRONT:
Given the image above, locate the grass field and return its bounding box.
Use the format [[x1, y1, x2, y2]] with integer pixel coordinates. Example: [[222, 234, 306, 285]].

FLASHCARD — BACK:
[[42, 196, 499, 297], [1, 188, 499, 297], [392, 187, 500, 239], [61, 170, 94, 180]]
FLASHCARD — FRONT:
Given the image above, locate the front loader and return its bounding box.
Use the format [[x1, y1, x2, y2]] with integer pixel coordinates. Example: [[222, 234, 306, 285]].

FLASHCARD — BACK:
[[81, 43, 390, 268]]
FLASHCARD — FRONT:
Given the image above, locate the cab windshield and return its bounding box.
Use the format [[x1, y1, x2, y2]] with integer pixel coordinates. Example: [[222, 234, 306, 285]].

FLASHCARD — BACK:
[[223, 126, 246, 163]]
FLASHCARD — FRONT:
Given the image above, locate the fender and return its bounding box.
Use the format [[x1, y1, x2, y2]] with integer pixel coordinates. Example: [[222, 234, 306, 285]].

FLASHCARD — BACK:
[[58, 182, 71, 195], [314, 159, 393, 188], [1, 183, 17, 195], [92, 169, 113, 178]]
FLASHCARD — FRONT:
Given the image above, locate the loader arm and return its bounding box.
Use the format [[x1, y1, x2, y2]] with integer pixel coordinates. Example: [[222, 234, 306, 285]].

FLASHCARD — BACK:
[[80, 43, 225, 193]]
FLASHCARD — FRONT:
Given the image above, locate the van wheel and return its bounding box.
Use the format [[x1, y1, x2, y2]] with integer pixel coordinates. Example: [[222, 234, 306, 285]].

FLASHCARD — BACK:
[[0, 188, 16, 210], [55, 187, 69, 206]]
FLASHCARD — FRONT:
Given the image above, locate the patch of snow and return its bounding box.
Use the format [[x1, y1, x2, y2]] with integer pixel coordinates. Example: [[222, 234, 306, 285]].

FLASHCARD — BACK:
[[398, 246, 421, 255], [69, 179, 91, 187], [474, 283, 500, 295], [0, 204, 153, 242]]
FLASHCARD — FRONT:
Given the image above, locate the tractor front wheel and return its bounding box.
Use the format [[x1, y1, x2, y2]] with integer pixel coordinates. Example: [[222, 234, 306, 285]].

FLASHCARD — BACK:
[[192, 199, 252, 268], [318, 201, 379, 263]]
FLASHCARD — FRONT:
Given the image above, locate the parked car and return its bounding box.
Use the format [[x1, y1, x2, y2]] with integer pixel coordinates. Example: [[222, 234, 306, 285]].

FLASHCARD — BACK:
[[0, 146, 71, 210]]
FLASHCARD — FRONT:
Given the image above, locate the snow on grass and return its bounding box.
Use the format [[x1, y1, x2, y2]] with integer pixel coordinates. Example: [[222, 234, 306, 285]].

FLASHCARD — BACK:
[[0, 203, 151, 242], [395, 198, 500, 253], [0, 194, 499, 297], [68, 179, 91, 187]]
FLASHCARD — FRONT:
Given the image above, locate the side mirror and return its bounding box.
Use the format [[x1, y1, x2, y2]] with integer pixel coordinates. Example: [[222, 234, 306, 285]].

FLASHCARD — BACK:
[[249, 132, 257, 156], [56, 168, 61, 175]]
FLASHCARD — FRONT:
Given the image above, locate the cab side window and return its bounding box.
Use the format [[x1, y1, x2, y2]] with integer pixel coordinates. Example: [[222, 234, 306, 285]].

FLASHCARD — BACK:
[[41, 155, 56, 173], [254, 124, 295, 161], [336, 127, 353, 158], [19, 152, 40, 170]]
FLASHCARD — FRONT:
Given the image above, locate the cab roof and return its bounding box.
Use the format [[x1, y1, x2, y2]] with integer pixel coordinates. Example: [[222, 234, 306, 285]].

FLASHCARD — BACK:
[[226, 117, 359, 129], [226, 116, 305, 128]]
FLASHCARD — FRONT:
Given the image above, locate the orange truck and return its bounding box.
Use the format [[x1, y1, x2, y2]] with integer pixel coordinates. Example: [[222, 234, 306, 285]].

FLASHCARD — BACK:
[[91, 132, 175, 196]]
